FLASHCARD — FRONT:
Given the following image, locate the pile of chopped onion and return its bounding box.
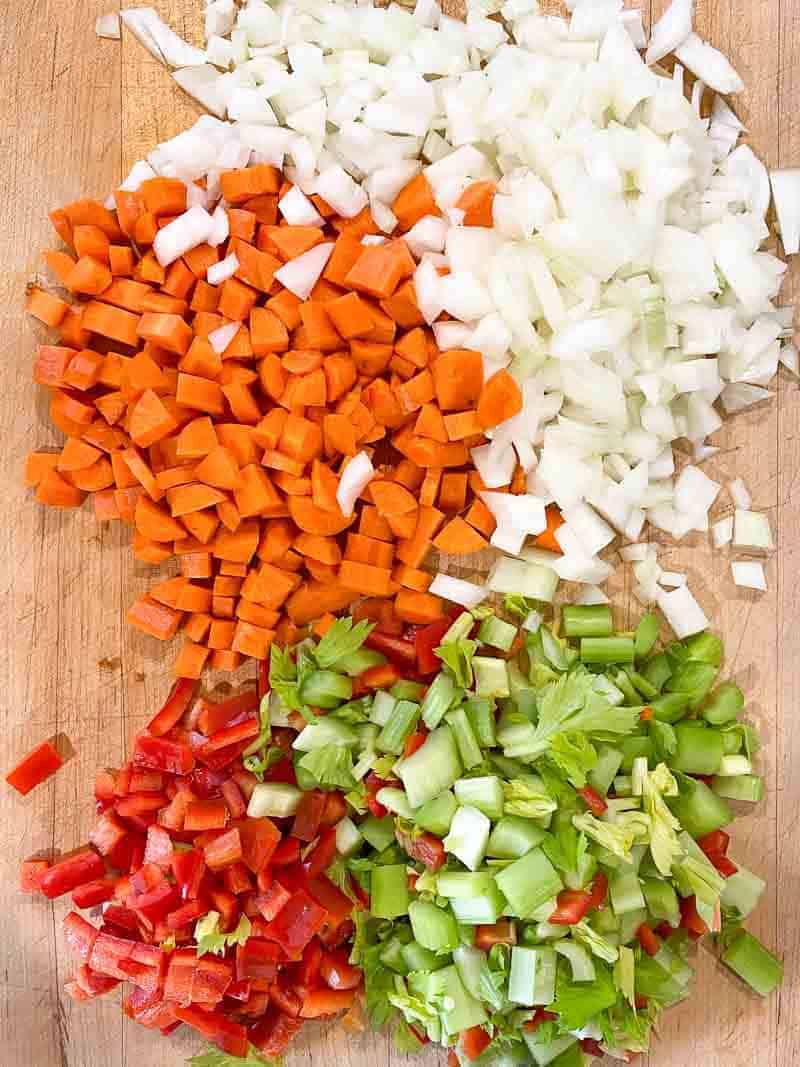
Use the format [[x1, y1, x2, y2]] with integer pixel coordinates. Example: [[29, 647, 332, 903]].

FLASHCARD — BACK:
[[113, 0, 796, 634]]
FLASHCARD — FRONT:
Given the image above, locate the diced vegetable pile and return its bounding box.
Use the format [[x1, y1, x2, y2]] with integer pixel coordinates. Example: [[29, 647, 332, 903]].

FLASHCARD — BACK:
[[18, 603, 782, 1064]]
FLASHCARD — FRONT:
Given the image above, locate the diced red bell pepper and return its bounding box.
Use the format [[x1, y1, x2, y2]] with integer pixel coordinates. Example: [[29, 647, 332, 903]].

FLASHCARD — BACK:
[[72, 878, 117, 908], [272, 836, 301, 867], [460, 1024, 492, 1062], [256, 882, 292, 922], [265, 756, 297, 786], [292, 791, 327, 842], [577, 785, 608, 816], [89, 931, 136, 980], [196, 691, 258, 736], [116, 792, 168, 818], [226, 979, 252, 1003], [224, 861, 254, 895], [698, 829, 730, 856], [143, 824, 174, 870], [318, 918, 354, 949], [307, 875, 354, 928], [475, 920, 517, 950], [679, 894, 709, 941], [166, 899, 210, 930], [415, 616, 453, 675], [191, 956, 234, 1005], [38, 849, 105, 899], [20, 858, 50, 894], [134, 735, 195, 776], [6, 739, 64, 795], [364, 631, 417, 669], [395, 826, 446, 871], [299, 986, 359, 1018], [297, 938, 324, 989], [114, 765, 133, 796], [204, 827, 243, 870], [587, 871, 609, 911], [76, 964, 120, 998], [302, 826, 338, 880], [63, 912, 100, 964], [201, 716, 260, 755], [185, 798, 230, 832], [190, 765, 229, 798], [221, 778, 247, 819], [172, 848, 206, 900], [147, 678, 196, 737], [524, 1009, 557, 1033], [269, 979, 303, 1017], [173, 1005, 248, 1057], [581, 1037, 605, 1057], [90, 810, 129, 856], [636, 923, 662, 957], [320, 948, 362, 991], [64, 979, 91, 1002], [164, 948, 198, 1005], [549, 889, 594, 926], [231, 817, 281, 873], [102, 904, 140, 935], [249, 1007, 304, 1057], [130, 862, 164, 896], [257, 658, 270, 701], [403, 729, 428, 759], [123, 987, 176, 1031], [131, 880, 181, 926], [319, 791, 347, 827], [236, 938, 281, 989], [207, 884, 240, 930], [232, 768, 259, 801], [264, 889, 328, 958], [95, 769, 117, 803], [129, 769, 164, 792], [708, 852, 738, 877]]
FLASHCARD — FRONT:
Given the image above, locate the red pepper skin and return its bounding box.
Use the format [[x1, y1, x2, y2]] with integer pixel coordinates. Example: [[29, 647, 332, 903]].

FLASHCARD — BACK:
[[299, 987, 359, 1018], [231, 817, 281, 873], [72, 878, 117, 908], [475, 920, 517, 950], [577, 785, 608, 816], [581, 1038, 605, 1056], [272, 837, 301, 867], [415, 616, 453, 674], [306, 875, 354, 927], [319, 792, 347, 827], [38, 850, 105, 900], [698, 829, 730, 855], [264, 889, 328, 958], [395, 826, 446, 871], [636, 923, 662, 957], [257, 659, 270, 702], [292, 791, 327, 842], [171, 848, 205, 900], [302, 826, 338, 880], [708, 852, 738, 877], [63, 912, 100, 963], [249, 1007, 304, 1057], [269, 980, 303, 1018], [365, 631, 418, 669], [403, 729, 429, 758], [200, 716, 261, 754], [679, 894, 709, 941], [147, 679, 196, 737], [524, 1009, 558, 1033], [173, 1005, 248, 1057], [166, 899, 209, 930], [549, 889, 593, 926], [256, 882, 292, 922], [460, 1025, 492, 1061], [235, 939, 281, 988], [134, 736, 195, 776], [204, 828, 243, 870], [5, 739, 64, 795], [587, 871, 609, 911]]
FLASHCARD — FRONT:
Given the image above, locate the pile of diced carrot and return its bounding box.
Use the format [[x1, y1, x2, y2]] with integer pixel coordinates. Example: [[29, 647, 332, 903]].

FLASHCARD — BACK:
[[25, 166, 531, 679]]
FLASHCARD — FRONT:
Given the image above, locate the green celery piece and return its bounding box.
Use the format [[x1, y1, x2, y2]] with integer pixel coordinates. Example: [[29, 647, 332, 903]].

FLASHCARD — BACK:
[[487, 815, 547, 859], [438, 964, 488, 1036], [668, 776, 733, 837], [549, 958, 618, 1031], [370, 690, 396, 727], [445, 706, 483, 769], [444, 804, 491, 870], [618, 907, 649, 945], [361, 815, 397, 852], [684, 630, 723, 667], [454, 775, 504, 820], [721, 929, 783, 996], [624, 667, 660, 701], [293, 717, 358, 751], [642, 651, 672, 691], [610, 868, 646, 915], [478, 614, 519, 651], [297, 746, 356, 790], [721, 729, 743, 755], [495, 847, 563, 918], [335, 649, 386, 676], [450, 883, 507, 924], [588, 744, 623, 796], [380, 936, 410, 975], [580, 636, 635, 664], [371, 864, 410, 919], [562, 604, 613, 638], [509, 946, 554, 1006], [415, 790, 458, 836], [711, 774, 764, 802], [649, 692, 690, 723], [702, 682, 745, 725], [619, 736, 653, 771], [634, 612, 660, 659], [246, 782, 302, 819], [437, 871, 495, 898], [376, 787, 415, 818], [555, 940, 596, 982], [464, 697, 497, 748], [641, 877, 680, 925], [473, 656, 510, 698], [665, 660, 718, 710], [377, 700, 420, 755], [670, 723, 723, 775], [402, 940, 449, 973], [397, 725, 463, 809], [421, 672, 458, 730], [523, 1034, 578, 1067], [408, 899, 460, 952], [299, 669, 353, 709], [391, 679, 427, 702], [721, 867, 766, 918]]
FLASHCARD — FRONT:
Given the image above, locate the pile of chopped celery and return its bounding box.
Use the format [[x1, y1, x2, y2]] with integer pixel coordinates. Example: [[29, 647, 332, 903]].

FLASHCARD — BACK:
[[267, 605, 782, 1065]]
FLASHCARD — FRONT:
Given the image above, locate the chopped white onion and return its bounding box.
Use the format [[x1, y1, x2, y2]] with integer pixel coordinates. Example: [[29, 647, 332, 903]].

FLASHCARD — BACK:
[[657, 584, 709, 638], [96, 13, 121, 40], [712, 516, 734, 547], [674, 33, 744, 95], [278, 186, 324, 227], [428, 574, 488, 610], [208, 321, 240, 355], [121, 9, 206, 69], [575, 585, 611, 606], [274, 242, 334, 300], [769, 169, 800, 255], [207, 253, 240, 286], [728, 478, 752, 510], [336, 452, 374, 519], [315, 164, 369, 220], [731, 560, 767, 591], [659, 571, 687, 588], [153, 205, 214, 267], [733, 509, 774, 551], [646, 0, 693, 66]]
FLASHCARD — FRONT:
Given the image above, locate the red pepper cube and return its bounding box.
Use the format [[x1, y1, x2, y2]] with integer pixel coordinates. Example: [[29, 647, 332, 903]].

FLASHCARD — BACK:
[[5, 739, 64, 795], [143, 824, 174, 869], [302, 826, 338, 879], [133, 735, 195, 775], [306, 875, 354, 928], [256, 882, 292, 922], [63, 912, 100, 964], [231, 817, 281, 874], [131, 880, 181, 926], [89, 810, 129, 856], [166, 899, 210, 931], [76, 964, 120, 999], [89, 931, 136, 980], [147, 677, 196, 736], [72, 878, 117, 909], [172, 848, 206, 900], [250, 1007, 304, 1058], [38, 849, 105, 899], [320, 948, 362, 991], [223, 860, 254, 895], [292, 791, 327, 842], [236, 938, 281, 990], [204, 827, 243, 870], [172, 1005, 248, 1057], [264, 889, 327, 959], [163, 948, 199, 1006], [191, 956, 234, 1006]]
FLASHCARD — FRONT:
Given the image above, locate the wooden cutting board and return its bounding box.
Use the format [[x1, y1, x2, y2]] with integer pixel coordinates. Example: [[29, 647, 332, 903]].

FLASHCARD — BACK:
[[1, 1, 798, 1064]]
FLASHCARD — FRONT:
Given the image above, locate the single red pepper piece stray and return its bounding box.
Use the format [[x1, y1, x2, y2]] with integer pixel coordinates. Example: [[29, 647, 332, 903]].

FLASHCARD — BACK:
[[577, 785, 607, 816], [395, 826, 446, 871], [403, 728, 428, 759], [524, 1009, 557, 1032], [38, 849, 105, 900], [6, 739, 64, 795], [587, 871, 609, 911], [460, 1025, 492, 1061], [679, 894, 709, 941], [146, 678, 196, 737], [364, 631, 418, 669], [303, 826, 338, 880], [549, 889, 594, 926], [474, 920, 517, 950], [415, 616, 453, 675], [319, 948, 362, 991], [636, 923, 662, 957]]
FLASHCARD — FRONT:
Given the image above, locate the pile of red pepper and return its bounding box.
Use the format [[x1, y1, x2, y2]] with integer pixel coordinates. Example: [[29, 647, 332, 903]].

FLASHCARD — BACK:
[[20, 680, 362, 1059]]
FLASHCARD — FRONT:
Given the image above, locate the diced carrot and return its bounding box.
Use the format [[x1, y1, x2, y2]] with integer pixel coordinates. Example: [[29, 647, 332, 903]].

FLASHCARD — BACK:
[[221, 165, 281, 205], [370, 480, 417, 517], [63, 199, 123, 240], [396, 369, 435, 414], [141, 177, 187, 217], [420, 467, 443, 508], [344, 245, 406, 300], [533, 504, 564, 553], [181, 552, 213, 579], [392, 563, 432, 592], [394, 589, 444, 625], [135, 495, 186, 542], [280, 414, 323, 464], [288, 495, 353, 536], [395, 505, 445, 568], [455, 180, 497, 227], [26, 287, 69, 327], [129, 390, 178, 448], [326, 291, 375, 340], [167, 483, 226, 517], [443, 410, 483, 441], [94, 489, 121, 522], [194, 446, 242, 490], [232, 620, 275, 660], [359, 505, 394, 542], [25, 451, 60, 487], [431, 349, 484, 411], [213, 520, 260, 563], [392, 174, 439, 231], [464, 497, 497, 538], [380, 280, 425, 329], [35, 469, 84, 508], [323, 355, 357, 404], [345, 532, 394, 570], [438, 472, 468, 513], [323, 413, 357, 458], [82, 300, 140, 346], [268, 225, 325, 262], [433, 516, 489, 556], [128, 595, 182, 640], [477, 369, 523, 430], [174, 641, 210, 679], [339, 560, 394, 597], [351, 340, 393, 377], [250, 307, 289, 355]]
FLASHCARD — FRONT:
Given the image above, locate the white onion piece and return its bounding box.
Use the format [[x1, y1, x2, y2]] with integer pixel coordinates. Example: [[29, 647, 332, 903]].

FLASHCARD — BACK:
[[207, 203, 230, 247], [781, 342, 799, 375], [769, 169, 800, 255], [675, 33, 744, 95], [336, 452, 374, 519], [153, 205, 214, 267], [120, 160, 157, 191], [208, 321, 240, 355], [712, 516, 734, 547], [96, 13, 121, 40], [574, 585, 611, 606], [274, 243, 334, 300], [731, 560, 767, 591], [207, 253, 239, 286], [173, 66, 227, 119], [315, 164, 369, 220], [659, 571, 687, 588], [657, 584, 709, 638], [646, 0, 693, 66], [720, 383, 772, 413], [121, 9, 206, 69], [428, 574, 487, 610], [733, 510, 774, 551], [523, 610, 543, 632], [279, 186, 324, 227], [483, 493, 547, 556], [471, 443, 516, 490], [728, 478, 752, 510]]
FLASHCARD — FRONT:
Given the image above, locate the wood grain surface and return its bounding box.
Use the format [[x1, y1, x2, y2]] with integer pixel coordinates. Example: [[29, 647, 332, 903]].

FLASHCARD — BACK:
[[1, 1, 798, 1064]]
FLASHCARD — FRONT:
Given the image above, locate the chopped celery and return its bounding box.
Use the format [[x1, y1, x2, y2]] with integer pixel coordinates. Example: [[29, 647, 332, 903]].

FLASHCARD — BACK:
[[478, 615, 518, 651], [402, 941, 448, 973], [377, 700, 421, 755], [618, 907, 649, 946], [361, 814, 397, 852], [641, 877, 680, 926], [391, 680, 427, 702], [721, 930, 783, 996], [495, 848, 563, 918], [293, 718, 358, 751], [508, 946, 537, 1006], [397, 726, 462, 809], [580, 636, 635, 664], [335, 816, 362, 857], [408, 899, 460, 952], [376, 787, 415, 819], [588, 744, 623, 795], [442, 611, 475, 645], [247, 782, 302, 818], [450, 883, 507, 924], [668, 777, 733, 837], [464, 697, 497, 748], [415, 790, 458, 836], [370, 690, 396, 727], [487, 815, 547, 859], [523, 1034, 578, 1067], [555, 940, 596, 982], [473, 656, 510, 698], [702, 682, 745, 725], [454, 776, 504, 820], [614, 669, 642, 706], [685, 631, 723, 667], [437, 871, 495, 899], [624, 667, 660, 701], [421, 672, 458, 730], [610, 868, 646, 914], [299, 669, 353, 709], [446, 707, 483, 769], [721, 866, 766, 918], [665, 660, 718, 710], [711, 774, 764, 802], [593, 674, 625, 705], [670, 723, 723, 775], [336, 649, 386, 676], [562, 604, 613, 638], [721, 730, 743, 755], [620, 736, 653, 771], [444, 805, 491, 870], [631, 756, 649, 797], [438, 964, 488, 1036], [452, 944, 486, 1001], [642, 651, 672, 691], [717, 754, 752, 776], [634, 612, 660, 659], [650, 692, 690, 723], [379, 936, 409, 975], [371, 864, 410, 919]]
